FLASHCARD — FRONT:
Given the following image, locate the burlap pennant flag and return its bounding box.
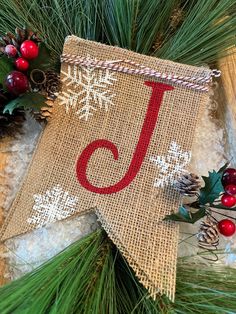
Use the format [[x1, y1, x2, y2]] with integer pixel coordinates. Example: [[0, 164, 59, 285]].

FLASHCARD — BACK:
[[1, 36, 213, 300]]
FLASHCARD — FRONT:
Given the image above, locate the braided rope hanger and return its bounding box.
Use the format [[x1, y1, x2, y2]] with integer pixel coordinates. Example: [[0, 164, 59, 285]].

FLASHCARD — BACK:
[[61, 53, 221, 92]]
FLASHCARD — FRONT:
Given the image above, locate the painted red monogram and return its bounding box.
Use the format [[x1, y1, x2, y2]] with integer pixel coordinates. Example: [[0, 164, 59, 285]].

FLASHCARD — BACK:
[[76, 81, 174, 194]]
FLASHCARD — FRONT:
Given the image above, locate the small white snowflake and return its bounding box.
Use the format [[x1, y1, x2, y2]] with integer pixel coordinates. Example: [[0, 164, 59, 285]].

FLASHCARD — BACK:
[[27, 185, 79, 228], [150, 141, 191, 188], [59, 56, 117, 121]]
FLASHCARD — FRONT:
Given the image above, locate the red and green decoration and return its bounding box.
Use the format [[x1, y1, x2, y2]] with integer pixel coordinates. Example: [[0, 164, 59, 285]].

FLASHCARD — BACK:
[[165, 164, 236, 248], [0, 27, 60, 137]]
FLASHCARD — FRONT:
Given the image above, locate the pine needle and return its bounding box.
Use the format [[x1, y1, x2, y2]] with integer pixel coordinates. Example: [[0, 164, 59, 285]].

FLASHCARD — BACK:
[[156, 0, 236, 65], [174, 261, 236, 314], [0, 230, 117, 314], [0, 0, 235, 65], [1, 230, 236, 313]]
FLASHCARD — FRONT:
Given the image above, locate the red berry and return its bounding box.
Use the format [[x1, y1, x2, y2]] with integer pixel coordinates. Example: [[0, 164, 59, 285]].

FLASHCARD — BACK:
[[225, 184, 236, 196], [222, 168, 236, 187], [5, 71, 29, 95], [15, 57, 29, 71], [20, 40, 39, 60], [221, 193, 236, 207], [218, 219, 236, 237], [5, 44, 17, 57]]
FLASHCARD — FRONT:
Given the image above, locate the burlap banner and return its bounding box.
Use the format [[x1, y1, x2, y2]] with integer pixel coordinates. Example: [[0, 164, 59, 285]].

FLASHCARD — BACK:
[[1, 36, 211, 300]]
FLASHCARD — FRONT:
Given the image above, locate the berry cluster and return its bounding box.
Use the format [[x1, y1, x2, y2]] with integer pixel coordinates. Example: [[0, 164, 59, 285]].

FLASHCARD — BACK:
[[221, 168, 236, 207], [4, 40, 39, 95], [218, 168, 236, 237]]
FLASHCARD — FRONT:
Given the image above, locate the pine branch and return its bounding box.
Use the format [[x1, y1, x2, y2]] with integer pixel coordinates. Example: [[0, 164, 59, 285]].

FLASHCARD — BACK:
[[1, 230, 236, 313], [156, 0, 236, 65], [0, 0, 235, 66]]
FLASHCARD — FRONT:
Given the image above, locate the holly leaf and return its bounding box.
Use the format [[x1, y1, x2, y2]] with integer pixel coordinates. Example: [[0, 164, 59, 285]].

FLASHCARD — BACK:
[[0, 56, 14, 86], [199, 163, 228, 205], [164, 206, 206, 224], [3, 92, 47, 114], [29, 43, 54, 71]]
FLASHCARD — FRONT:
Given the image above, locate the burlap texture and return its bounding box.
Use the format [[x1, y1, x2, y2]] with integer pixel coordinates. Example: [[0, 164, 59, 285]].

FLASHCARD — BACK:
[[1, 36, 211, 300]]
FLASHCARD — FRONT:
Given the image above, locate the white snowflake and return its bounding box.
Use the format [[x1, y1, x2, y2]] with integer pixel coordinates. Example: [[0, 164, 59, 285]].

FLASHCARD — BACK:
[[59, 56, 117, 121], [27, 185, 79, 228], [150, 141, 191, 188]]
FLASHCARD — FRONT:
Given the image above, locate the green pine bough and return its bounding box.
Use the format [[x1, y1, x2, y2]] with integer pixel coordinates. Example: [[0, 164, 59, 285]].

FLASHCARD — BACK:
[[0, 230, 236, 314], [1, 0, 235, 132], [0, 0, 235, 66]]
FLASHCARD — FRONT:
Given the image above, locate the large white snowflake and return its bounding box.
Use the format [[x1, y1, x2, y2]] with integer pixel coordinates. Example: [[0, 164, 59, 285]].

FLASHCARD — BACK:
[[59, 56, 117, 121], [27, 185, 79, 228], [150, 141, 191, 188]]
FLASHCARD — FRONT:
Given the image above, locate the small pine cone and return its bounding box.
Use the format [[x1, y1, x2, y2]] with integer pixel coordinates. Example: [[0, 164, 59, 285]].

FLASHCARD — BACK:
[[15, 27, 41, 44], [197, 216, 219, 249], [33, 100, 54, 121], [0, 35, 11, 45], [25, 28, 42, 43], [15, 27, 27, 44], [152, 33, 164, 52], [0, 28, 41, 53], [5, 31, 19, 48], [174, 173, 201, 196], [43, 71, 61, 100], [170, 8, 184, 29]]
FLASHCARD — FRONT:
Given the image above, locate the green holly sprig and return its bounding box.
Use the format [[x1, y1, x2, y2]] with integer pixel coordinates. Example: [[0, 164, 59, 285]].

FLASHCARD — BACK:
[[164, 163, 236, 224], [0, 27, 58, 138]]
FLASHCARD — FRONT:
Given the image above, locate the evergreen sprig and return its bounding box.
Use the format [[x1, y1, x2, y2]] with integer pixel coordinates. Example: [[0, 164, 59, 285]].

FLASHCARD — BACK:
[[0, 0, 235, 66], [1, 230, 236, 313], [165, 163, 233, 224], [156, 0, 236, 64]]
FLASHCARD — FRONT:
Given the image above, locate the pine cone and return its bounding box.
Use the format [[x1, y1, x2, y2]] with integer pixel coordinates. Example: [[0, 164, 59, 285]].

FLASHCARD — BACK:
[[197, 216, 219, 249], [0, 27, 41, 54], [30, 69, 61, 100], [29, 70, 60, 121], [174, 173, 201, 196], [170, 7, 184, 29], [33, 100, 54, 121], [152, 33, 164, 52], [43, 71, 61, 100]]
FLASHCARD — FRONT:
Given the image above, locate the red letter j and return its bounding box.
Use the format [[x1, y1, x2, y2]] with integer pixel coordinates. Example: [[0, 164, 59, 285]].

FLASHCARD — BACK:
[[76, 81, 174, 194]]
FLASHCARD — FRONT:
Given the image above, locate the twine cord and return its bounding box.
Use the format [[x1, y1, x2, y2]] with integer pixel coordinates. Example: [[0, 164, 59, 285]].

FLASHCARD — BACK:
[[61, 53, 221, 92]]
